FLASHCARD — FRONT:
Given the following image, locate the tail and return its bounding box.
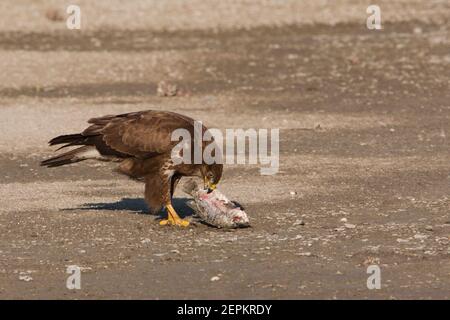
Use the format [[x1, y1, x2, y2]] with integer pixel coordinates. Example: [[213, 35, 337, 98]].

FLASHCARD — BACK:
[[41, 146, 93, 168], [48, 133, 87, 150]]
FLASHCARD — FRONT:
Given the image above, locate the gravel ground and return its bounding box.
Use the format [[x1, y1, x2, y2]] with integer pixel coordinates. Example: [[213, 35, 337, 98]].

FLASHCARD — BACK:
[[1, 0, 449, 32], [0, 1, 449, 299]]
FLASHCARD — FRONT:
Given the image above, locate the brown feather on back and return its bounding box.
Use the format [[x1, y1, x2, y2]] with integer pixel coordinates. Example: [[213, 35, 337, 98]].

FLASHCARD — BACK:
[[42, 110, 222, 214]]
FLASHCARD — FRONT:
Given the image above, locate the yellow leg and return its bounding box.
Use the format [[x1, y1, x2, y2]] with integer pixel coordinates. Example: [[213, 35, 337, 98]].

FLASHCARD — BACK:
[[159, 204, 190, 227]]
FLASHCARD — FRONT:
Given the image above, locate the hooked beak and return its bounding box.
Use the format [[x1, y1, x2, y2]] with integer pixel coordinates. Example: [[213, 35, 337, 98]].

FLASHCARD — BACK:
[[204, 177, 217, 193], [207, 184, 216, 194]]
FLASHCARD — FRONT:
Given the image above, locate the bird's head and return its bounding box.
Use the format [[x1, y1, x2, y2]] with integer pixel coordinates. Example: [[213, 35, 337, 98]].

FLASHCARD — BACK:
[[201, 163, 223, 193]]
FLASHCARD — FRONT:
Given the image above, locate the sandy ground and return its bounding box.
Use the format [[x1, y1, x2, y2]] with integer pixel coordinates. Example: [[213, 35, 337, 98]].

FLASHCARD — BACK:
[[0, 1, 449, 299]]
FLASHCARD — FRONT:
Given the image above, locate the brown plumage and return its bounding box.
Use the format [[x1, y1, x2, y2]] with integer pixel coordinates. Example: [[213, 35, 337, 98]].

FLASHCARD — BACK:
[[41, 110, 223, 227]]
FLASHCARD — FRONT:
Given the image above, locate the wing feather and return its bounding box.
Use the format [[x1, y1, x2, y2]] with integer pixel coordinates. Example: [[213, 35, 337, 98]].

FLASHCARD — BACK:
[[82, 111, 198, 158]]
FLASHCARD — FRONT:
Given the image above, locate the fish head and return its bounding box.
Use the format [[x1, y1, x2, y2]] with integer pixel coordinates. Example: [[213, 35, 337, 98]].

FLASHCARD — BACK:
[[229, 209, 250, 228]]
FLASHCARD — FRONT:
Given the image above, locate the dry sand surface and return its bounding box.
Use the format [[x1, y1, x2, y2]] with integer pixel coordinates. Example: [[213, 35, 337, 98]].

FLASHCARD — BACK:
[[0, 1, 449, 299]]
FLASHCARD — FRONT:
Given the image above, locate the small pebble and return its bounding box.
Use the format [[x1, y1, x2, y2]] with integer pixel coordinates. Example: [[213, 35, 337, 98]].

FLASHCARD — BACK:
[[210, 276, 220, 282], [153, 253, 167, 257], [344, 223, 356, 229], [297, 252, 312, 257], [19, 275, 33, 282], [425, 226, 433, 231], [45, 8, 65, 22], [157, 81, 179, 97]]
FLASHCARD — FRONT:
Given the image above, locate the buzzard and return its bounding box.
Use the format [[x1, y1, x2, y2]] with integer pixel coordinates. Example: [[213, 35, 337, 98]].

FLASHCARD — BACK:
[[41, 110, 223, 227]]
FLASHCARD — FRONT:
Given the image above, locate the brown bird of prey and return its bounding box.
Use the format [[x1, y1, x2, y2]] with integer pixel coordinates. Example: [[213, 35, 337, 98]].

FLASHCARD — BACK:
[[41, 110, 223, 227]]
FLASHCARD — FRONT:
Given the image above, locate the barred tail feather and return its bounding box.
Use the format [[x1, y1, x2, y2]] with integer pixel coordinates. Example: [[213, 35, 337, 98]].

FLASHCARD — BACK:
[[48, 134, 84, 146], [40, 146, 94, 168]]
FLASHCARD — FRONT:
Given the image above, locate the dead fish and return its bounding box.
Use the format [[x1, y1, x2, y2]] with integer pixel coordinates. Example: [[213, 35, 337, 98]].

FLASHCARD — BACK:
[[182, 179, 250, 229]]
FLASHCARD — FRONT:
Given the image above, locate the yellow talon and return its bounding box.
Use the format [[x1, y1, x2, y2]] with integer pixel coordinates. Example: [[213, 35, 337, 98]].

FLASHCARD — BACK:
[[159, 204, 190, 227], [159, 219, 170, 226]]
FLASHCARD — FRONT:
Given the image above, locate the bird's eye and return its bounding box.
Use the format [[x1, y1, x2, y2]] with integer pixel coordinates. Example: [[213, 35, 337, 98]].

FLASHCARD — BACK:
[[207, 172, 213, 179]]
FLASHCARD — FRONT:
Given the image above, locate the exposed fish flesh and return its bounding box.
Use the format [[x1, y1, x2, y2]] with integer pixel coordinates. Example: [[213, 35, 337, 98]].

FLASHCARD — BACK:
[[182, 180, 250, 229]]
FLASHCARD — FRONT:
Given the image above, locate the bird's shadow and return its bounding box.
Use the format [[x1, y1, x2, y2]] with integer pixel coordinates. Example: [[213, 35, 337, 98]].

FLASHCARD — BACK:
[[64, 197, 196, 219]]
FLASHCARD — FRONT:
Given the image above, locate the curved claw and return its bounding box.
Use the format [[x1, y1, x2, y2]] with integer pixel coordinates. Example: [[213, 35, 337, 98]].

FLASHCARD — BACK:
[[159, 218, 190, 227]]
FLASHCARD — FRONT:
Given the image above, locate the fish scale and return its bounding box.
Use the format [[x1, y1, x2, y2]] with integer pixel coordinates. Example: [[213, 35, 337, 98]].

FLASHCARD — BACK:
[[182, 179, 250, 229]]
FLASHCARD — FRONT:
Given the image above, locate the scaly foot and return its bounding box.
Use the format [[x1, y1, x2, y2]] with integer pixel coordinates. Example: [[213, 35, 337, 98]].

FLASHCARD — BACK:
[[159, 217, 190, 227], [159, 204, 190, 227]]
